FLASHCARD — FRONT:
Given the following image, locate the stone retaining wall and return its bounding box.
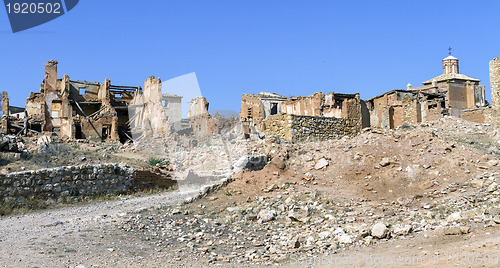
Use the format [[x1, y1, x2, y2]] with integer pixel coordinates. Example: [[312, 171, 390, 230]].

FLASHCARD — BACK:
[[0, 163, 134, 204], [263, 113, 360, 142]]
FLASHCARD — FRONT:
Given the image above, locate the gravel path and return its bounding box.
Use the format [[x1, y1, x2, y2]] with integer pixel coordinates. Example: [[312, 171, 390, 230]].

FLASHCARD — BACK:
[[0, 189, 199, 268]]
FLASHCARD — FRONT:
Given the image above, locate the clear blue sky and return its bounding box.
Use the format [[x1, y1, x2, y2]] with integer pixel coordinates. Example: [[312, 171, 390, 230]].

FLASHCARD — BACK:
[[1, 1, 499, 114]]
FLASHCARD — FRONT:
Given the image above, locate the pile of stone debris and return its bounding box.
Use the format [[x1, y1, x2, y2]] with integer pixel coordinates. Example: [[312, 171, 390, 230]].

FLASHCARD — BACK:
[[0, 134, 24, 153]]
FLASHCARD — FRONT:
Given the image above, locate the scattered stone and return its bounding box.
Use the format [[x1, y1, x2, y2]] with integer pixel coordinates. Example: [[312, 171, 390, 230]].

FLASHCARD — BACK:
[[314, 158, 329, 170], [258, 209, 276, 222], [446, 212, 462, 223], [487, 182, 498, 192], [172, 209, 181, 215], [393, 225, 412, 236], [444, 226, 470, 235], [379, 158, 391, 167], [469, 180, 484, 188], [338, 234, 353, 244], [289, 237, 301, 248], [371, 222, 388, 239]]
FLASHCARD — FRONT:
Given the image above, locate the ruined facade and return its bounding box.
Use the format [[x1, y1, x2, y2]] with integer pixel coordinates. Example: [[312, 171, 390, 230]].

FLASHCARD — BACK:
[[367, 90, 447, 129], [129, 76, 169, 141], [162, 94, 183, 131], [239, 92, 287, 133], [239, 91, 363, 134], [412, 55, 486, 116], [462, 57, 500, 125], [368, 55, 486, 129], [281, 92, 362, 121], [24, 60, 140, 142], [2, 60, 217, 142], [188, 97, 215, 138]]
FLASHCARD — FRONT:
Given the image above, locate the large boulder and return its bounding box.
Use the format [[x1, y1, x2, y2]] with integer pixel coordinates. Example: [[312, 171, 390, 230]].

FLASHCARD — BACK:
[[371, 222, 388, 239]]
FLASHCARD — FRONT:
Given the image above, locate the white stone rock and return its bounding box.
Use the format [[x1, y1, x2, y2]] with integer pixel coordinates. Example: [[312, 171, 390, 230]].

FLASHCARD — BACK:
[[487, 182, 498, 192], [314, 158, 329, 170], [318, 231, 331, 240], [446, 212, 462, 223], [258, 209, 277, 222], [338, 234, 353, 244], [371, 222, 388, 239], [393, 225, 412, 236], [379, 158, 391, 167]]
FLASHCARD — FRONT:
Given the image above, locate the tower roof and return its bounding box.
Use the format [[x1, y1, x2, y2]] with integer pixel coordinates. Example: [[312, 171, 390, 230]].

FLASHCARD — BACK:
[[443, 55, 458, 61], [422, 73, 480, 84]]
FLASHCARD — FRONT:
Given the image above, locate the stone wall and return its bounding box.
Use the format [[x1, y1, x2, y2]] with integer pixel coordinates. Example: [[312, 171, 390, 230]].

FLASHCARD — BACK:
[[0, 163, 134, 205], [462, 57, 500, 125], [402, 95, 418, 125], [263, 113, 360, 142], [239, 94, 268, 133], [491, 57, 500, 108], [462, 108, 487, 124], [188, 97, 215, 138]]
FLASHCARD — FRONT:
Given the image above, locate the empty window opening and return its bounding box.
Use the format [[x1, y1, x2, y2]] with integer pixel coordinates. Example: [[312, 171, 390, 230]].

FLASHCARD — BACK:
[[79, 87, 85, 95], [51, 100, 61, 118], [53, 127, 61, 137], [102, 125, 111, 140], [270, 103, 278, 115]]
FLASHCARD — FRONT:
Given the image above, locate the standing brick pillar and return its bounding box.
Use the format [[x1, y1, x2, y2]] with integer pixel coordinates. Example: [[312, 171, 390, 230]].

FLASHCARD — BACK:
[[2, 91, 9, 133], [490, 57, 500, 108]]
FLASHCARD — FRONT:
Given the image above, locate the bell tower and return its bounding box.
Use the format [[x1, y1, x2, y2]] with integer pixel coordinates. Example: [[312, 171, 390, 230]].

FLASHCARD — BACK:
[[443, 48, 459, 74]]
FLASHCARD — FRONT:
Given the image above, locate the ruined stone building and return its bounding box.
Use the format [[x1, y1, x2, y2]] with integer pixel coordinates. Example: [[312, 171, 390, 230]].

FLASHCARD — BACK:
[[129, 76, 171, 141], [161, 94, 183, 131], [23, 60, 140, 142], [239, 91, 364, 132], [188, 97, 215, 138], [239, 92, 288, 133], [367, 55, 487, 129], [239, 91, 364, 141], [412, 55, 486, 116], [366, 90, 447, 129], [2, 60, 211, 142], [462, 57, 500, 125]]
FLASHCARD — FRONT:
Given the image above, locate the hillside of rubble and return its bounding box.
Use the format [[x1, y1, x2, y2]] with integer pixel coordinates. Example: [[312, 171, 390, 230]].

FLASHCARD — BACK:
[[0, 116, 499, 267], [106, 116, 500, 266]]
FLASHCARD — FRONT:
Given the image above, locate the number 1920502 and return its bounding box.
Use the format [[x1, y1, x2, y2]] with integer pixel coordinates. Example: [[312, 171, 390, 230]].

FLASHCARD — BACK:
[[5, 2, 62, 14]]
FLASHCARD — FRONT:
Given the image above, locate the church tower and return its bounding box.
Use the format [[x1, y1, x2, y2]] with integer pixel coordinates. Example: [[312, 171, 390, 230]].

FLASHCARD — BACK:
[[442, 55, 459, 74]]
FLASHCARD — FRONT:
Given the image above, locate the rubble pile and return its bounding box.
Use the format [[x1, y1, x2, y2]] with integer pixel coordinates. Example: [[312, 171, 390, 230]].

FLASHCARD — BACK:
[[0, 134, 24, 153], [116, 116, 500, 264]]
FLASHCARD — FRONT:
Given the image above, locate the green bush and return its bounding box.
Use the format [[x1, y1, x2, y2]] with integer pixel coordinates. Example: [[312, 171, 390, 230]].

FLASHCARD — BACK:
[[148, 157, 170, 166]]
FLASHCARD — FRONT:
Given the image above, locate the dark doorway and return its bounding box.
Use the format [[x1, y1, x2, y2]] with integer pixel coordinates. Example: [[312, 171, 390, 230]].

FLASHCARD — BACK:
[[102, 125, 111, 141], [270, 103, 278, 115], [389, 107, 395, 129], [75, 124, 83, 139]]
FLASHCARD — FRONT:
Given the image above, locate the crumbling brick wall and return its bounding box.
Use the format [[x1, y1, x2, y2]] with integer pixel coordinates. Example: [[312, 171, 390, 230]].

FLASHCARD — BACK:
[[280, 92, 324, 116], [239, 94, 266, 132], [1, 92, 9, 133], [188, 97, 215, 138], [460, 57, 500, 125], [491, 57, 500, 108], [462, 108, 487, 123], [129, 76, 170, 141], [402, 94, 418, 125], [263, 113, 360, 142]]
